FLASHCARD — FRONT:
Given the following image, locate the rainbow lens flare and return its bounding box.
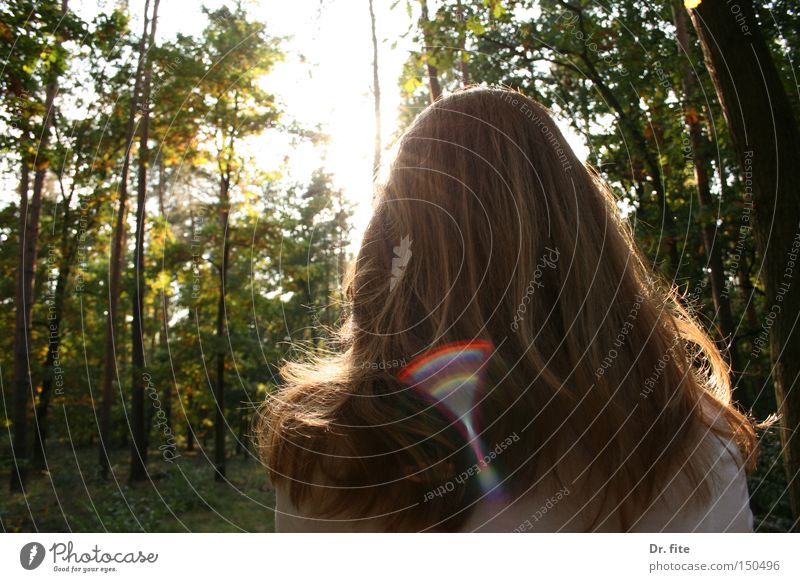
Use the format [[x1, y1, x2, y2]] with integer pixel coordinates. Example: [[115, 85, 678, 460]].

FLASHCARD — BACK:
[[398, 340, 504, 501]]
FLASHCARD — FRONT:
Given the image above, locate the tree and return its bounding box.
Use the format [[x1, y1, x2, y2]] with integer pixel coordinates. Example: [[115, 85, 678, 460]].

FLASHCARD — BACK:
[[671, 0, 739, 373], [455, 0, 470, 85], [31, 71, 126, 468], [419, 0, 442, 102], [276, 170, 353, 339], [9, 0, 70, 493], [130, 0, 160, 483], [194, 5, 282, 480], [369, 0, 382, 176], [99, 0, 151, 479], [688, 0, 800, 528], [427, 1, 686, 276]]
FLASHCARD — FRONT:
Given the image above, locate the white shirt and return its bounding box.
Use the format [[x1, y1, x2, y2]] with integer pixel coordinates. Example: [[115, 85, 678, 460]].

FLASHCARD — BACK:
[[459, 430, 753, 532]]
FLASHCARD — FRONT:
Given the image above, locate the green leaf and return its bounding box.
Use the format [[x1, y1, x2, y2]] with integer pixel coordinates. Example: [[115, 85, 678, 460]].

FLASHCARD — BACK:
[[403, 76, 423, 94], [466, 17, 485, 36]]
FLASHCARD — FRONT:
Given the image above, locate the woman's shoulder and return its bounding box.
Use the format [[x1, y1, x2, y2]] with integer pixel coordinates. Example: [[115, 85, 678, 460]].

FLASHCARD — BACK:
[[629, 424, 753, 532], [460, 420, 753, 533]]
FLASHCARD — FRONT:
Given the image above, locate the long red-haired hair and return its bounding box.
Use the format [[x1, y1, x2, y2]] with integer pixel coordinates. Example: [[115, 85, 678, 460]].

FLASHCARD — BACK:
[[258, 87, 756, 531]]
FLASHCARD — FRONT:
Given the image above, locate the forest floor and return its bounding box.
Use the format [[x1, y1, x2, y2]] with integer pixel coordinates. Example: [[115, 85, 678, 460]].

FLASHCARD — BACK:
[[0, 445, 275, 532], [1, 430, 794, 532]]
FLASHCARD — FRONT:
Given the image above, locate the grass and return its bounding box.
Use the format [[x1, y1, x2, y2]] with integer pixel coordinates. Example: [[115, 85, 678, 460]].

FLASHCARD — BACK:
[[0, 444, 276, 532]]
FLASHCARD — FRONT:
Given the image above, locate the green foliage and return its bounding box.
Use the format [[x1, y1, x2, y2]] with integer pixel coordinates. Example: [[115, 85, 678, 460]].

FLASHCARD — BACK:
[[0, 446, 275, 532], [398, 0, 797, 529], [749, 427, 795, 532], [0, 0, 351, 525], [1, 0, 797, 531]]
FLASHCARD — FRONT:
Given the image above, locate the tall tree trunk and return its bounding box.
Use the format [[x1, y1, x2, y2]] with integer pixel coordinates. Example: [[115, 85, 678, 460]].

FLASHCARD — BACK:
[[336, 188, 347, 286], [214, 176, 231, 482], [235, 407, 244, 456], [11, 162, 31, 493], [185, 209, 197, 454], [185, 387, 194, 452], [485, 17, 680, 275], [689, 0, 800, 527], [99, 0, 151, 479], [130, 0, 160, 484], [715, 127, 762, 387], [738, 264, 759, 331], [419, 0, 442, 102], [456, 0, 470, 85], [577, 50, 681, 277], [157, 158, 172, 435], [672, 0, 740, 374], [32, 196, 75, 469], [368, 0, 381, 176], [10, 0, 67, 492]]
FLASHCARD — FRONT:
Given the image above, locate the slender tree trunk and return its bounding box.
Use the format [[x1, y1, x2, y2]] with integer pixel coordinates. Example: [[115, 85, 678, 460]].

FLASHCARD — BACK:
[[419, 0, 442, 102], [186, 389, 195, 452], [235, 407, 244, 456], [738, 264, 759, 331], [672, 0, 739, 373], [157, 158, 172, 435], [100, 0, 150, 479], [487, 11, 680, 274], [185, 209, 198, 455], [589, 77, 680, 275], [689, 0, 800, 528], [368, 0, 381, 176], [130, 0, 160, 484], [11, 162, 31, 492], [32, 209, 74, 470], [336, 189, 347, 286], [563, 17, 682, 276], [10, 0, 66, 492], [715, 127, 761, 360], [456, 0, 470, 85], [214, 176, 231, 481]]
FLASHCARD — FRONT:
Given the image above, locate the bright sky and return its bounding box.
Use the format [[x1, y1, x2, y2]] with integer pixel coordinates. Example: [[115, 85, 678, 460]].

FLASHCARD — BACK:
[[73, 1, 588, 244], [114, 0, 417, 242]]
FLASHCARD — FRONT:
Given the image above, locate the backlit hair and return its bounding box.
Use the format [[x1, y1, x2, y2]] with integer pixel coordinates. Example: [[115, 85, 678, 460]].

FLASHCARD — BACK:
[[258, 87, 756, 531]]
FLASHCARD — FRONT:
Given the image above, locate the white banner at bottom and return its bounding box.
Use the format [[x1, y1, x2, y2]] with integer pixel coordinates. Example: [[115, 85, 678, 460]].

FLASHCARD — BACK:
[[0, 533, 796, 581]]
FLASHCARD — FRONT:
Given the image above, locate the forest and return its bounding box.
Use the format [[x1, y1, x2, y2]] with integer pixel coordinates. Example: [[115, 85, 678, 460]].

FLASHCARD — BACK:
[[1, 0, 799, 532]]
